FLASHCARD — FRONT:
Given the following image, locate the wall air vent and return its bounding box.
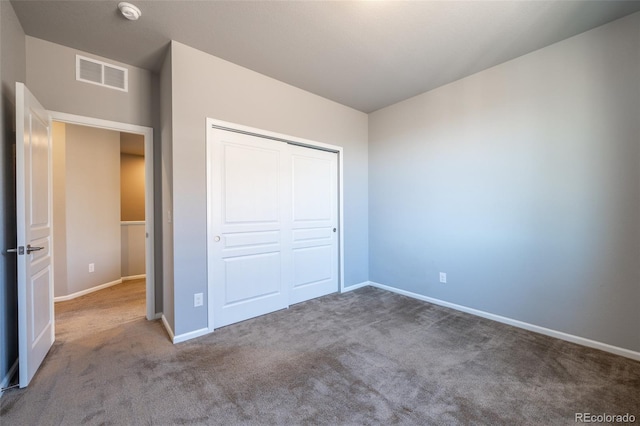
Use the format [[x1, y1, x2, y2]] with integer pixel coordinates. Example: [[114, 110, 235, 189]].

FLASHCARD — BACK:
[[76, 55, 128, 92]]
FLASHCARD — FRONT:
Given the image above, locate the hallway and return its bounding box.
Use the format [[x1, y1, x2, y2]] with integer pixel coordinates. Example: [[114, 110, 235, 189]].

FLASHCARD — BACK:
[[55, 279, 147, 342]]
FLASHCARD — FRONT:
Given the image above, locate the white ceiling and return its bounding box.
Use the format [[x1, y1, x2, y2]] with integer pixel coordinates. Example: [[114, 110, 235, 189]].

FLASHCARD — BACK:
[[11, 0, 640, 113]]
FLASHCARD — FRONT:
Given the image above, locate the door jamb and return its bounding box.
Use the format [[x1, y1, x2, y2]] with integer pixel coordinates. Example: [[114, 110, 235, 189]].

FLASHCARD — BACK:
[[49, 111, 156, 320]]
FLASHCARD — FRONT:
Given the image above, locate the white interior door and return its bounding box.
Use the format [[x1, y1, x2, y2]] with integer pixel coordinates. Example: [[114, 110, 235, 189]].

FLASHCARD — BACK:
[[15, 83, 54, 387], [209, 129, 292, 328], [290, 145, 338, 304]]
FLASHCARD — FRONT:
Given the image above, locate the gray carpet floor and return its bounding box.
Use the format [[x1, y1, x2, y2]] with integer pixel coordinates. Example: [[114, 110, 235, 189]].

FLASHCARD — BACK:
[[1, 280, 639, 425]]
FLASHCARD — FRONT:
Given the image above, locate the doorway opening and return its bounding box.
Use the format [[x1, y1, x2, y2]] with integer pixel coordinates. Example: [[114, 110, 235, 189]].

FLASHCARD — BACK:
[[50, 112, 155, 321]]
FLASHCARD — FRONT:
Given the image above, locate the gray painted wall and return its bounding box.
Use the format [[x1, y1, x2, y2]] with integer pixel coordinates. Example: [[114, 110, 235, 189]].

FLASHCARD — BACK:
[[64, 124, 121, 296], [0, 0, 25, 388], [369, 13, 640, 352], [25, 37, 155, 127], [160, 47, 174, 330], [167, 41, 368, 335], [25, 37, 163, 312]]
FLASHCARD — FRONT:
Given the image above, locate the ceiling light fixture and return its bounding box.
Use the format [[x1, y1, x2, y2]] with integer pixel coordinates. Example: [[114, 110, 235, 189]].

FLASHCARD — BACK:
[[118, 2, 142, 21]]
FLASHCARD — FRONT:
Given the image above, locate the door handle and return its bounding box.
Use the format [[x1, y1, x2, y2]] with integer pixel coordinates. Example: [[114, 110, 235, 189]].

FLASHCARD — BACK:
[[6, 246, 25, 255], [26, 245, 44, 254]]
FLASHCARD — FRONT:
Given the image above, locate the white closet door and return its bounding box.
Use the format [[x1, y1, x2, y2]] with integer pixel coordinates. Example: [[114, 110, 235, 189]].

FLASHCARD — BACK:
[[289, 145, 338, 304], [209, 129, 292, 328], [207, 123, 339, 329]]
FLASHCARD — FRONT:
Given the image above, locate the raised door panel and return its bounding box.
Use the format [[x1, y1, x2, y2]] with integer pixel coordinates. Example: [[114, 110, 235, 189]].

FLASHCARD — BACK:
[[223, 145, 280, 224]]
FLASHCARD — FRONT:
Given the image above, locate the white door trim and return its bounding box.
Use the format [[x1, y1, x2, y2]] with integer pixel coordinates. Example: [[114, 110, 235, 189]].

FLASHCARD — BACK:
[[49, 111, 156, 320], [206, 118, 345, 332]]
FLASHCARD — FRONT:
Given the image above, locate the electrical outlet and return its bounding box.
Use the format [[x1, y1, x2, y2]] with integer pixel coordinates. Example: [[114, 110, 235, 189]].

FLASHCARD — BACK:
[[439, 272, 447, 283], [89, 263, 95, 273], [194, 293, 203, 307]]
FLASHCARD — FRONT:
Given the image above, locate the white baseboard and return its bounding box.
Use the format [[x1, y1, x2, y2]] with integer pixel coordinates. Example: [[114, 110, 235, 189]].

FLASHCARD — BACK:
[[54, 275, 148, 302], [368, 281, 640, 362], [173, 327, 211, 344], [54, 278, 123, 302], [161, 314, 210, 343], [122, 274, 146, 281], [341, 281, 370, 292], [161, 314, 175, 342], [0, 358, 19, 398]]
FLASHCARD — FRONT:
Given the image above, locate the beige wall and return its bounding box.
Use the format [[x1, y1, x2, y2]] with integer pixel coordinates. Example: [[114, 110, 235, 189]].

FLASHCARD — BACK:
[[121, 223, 146, 278], [63, 124, 121, 296], [120, 149, 146, 279], [120, 153, 145, 221], [166, 41, 368, 335]]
